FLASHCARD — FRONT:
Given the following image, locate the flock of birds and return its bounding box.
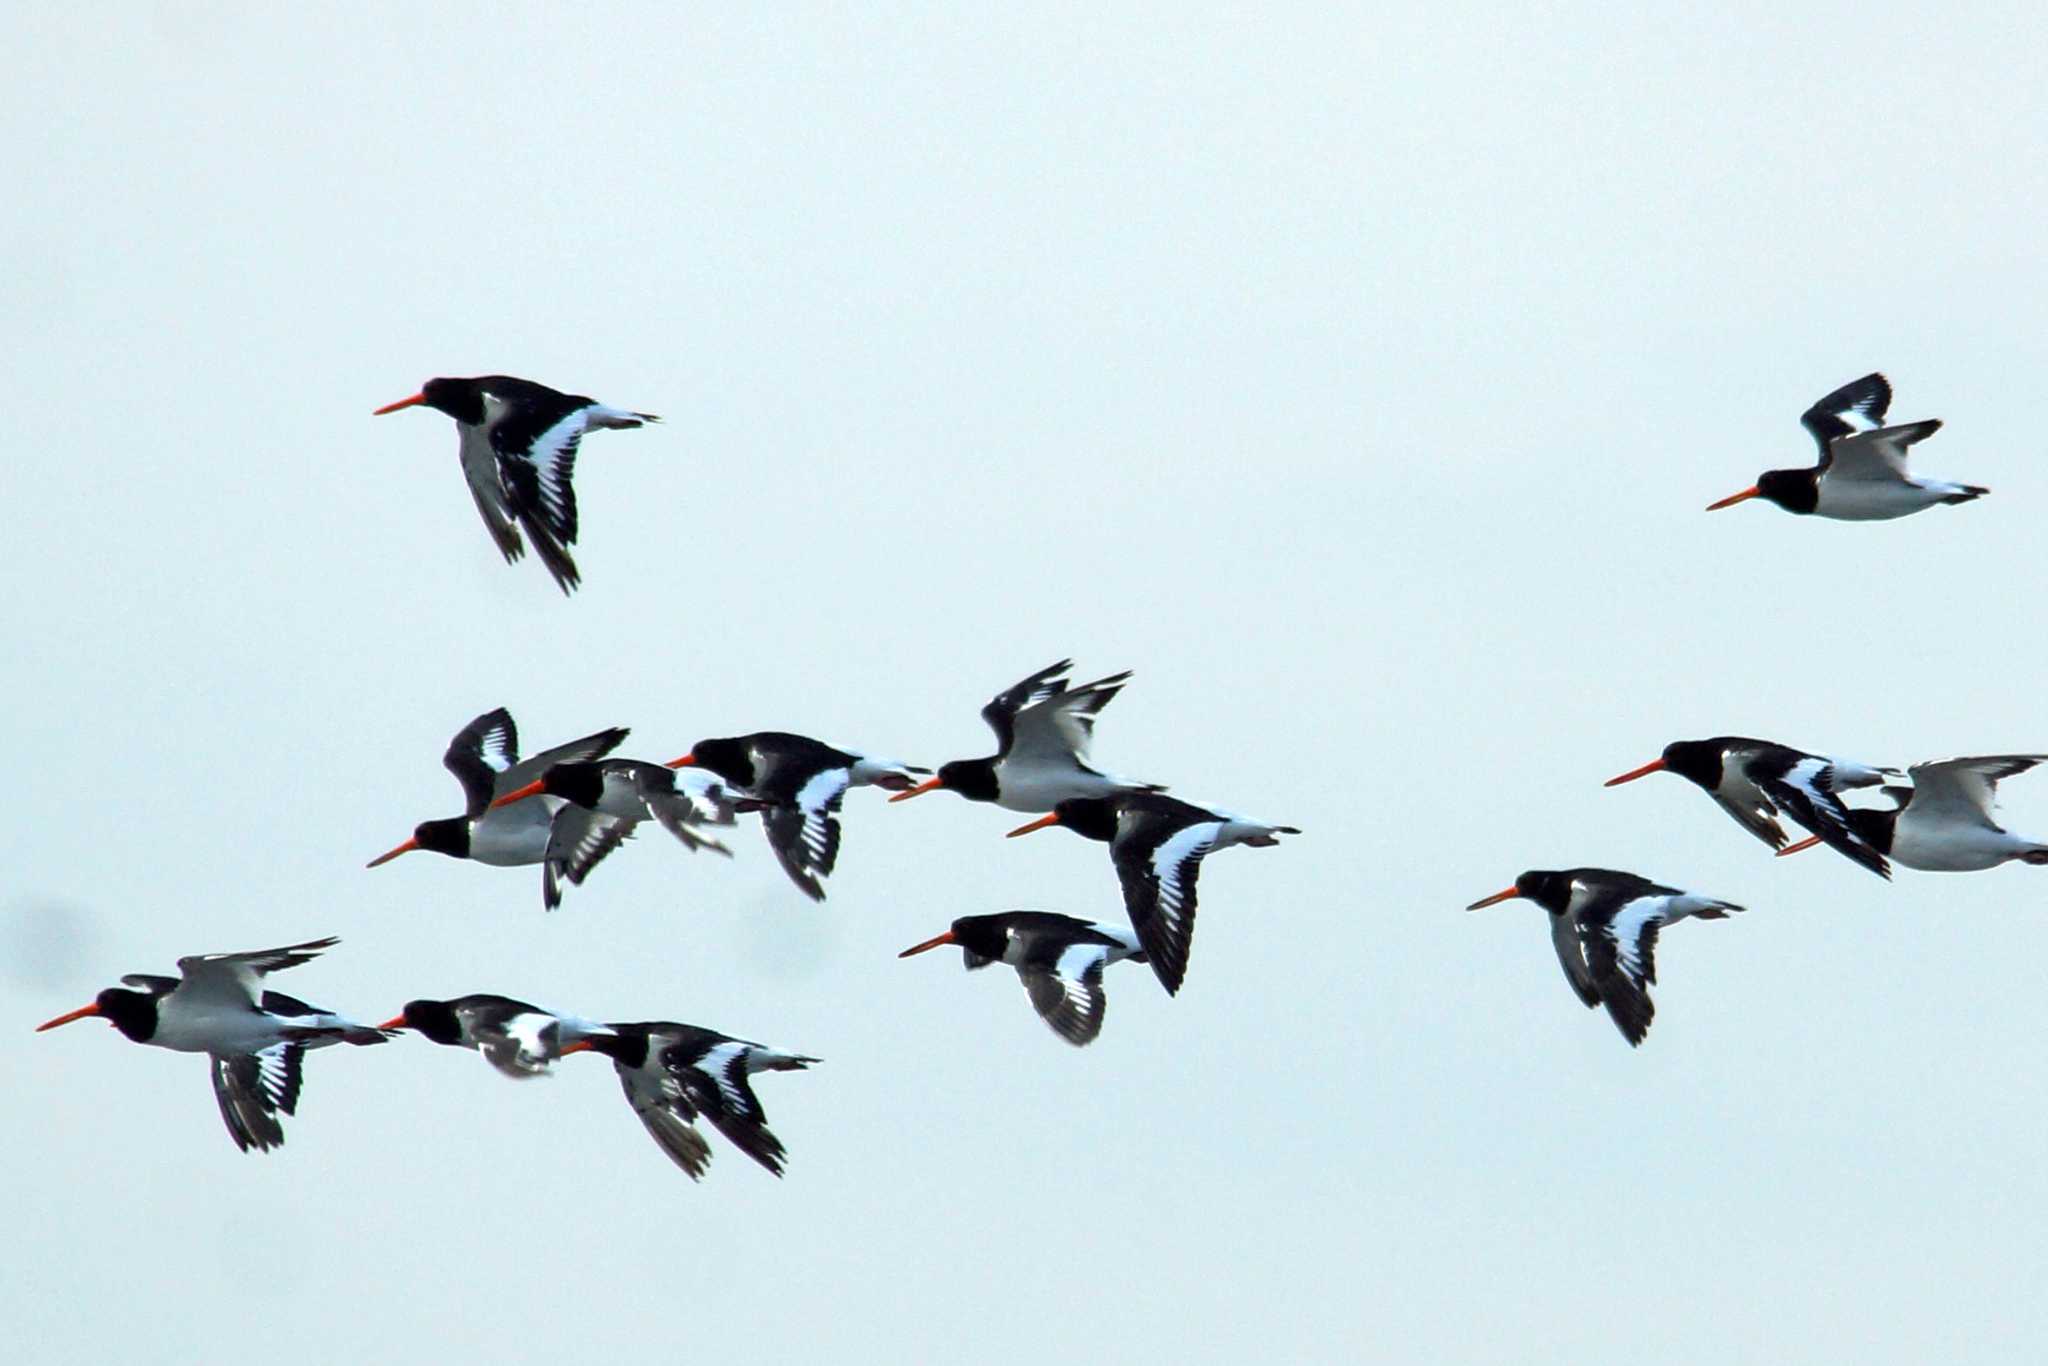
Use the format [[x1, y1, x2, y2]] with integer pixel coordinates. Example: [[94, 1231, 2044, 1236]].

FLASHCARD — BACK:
[[35, 367, 2033, 1174]]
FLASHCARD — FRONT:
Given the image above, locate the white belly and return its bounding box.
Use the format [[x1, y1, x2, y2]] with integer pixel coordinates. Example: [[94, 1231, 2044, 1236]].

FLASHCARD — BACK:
[[1813, 479, 1947, 522], [1892, 819, 2025, 872]]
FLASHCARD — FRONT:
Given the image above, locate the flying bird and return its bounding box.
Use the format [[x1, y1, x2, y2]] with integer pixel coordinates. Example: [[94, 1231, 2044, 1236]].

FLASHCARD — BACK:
[[366, 707, 635, 910], [378, 994, 613, 1079], [490, 757, 740, 856], [566, 1023, 818, 1178], [667, 732, 927, 901], [35, 937, 390, 1152], [898, 911, 1147, 1046], [1006, 793, 1298, 996], [1465, 868, 1743, 1046], [1777, 755, 2048, 871], [889, 659, 1162, 811], [1604, 736, 1894, 878], [1705, 372, 1984, 521], [373, 374, 659, 593]]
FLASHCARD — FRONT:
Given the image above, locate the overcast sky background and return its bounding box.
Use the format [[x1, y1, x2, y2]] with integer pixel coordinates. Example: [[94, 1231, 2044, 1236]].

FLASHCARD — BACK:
[[8, 5, 2048, 1362]]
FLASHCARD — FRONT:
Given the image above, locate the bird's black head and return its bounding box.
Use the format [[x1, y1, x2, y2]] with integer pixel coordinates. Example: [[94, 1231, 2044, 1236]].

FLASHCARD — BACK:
[[390, 999, 464, 1046], [411, 817, 471, 859], [1466, 869, 1574, 915], [94, 988, 162, 1042], [675, 737, 753, 787], [934, 759, 999, 803], [540, 762, 606, 809], [577, 1026, 648, 1068], [943, 914, 1012, 963], [1658, 739, 1727, 791], [418, 377, 486, 424], [1044, 797, 1118, 842], [1754, 467, 1818, 514], [898, 913, 1008, 966]]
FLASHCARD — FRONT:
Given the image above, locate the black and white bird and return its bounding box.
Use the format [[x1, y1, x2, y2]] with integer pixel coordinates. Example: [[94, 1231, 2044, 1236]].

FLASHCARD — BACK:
[[1776, 755, 2048, 871], [565, 1023, 818, 1178], [366, 707, 636, 910], [35, 937, 390, 1152], [666, 732, 928, 901], [898, 911, 1147, 1046], [889, 659, 1162, 812], [373, 374, 659, 594], [490, 758, 740, 856], [1604, 736, 1895, 879], [1465, 869, 1743, 1047], [1705, 372, 1984, 521], [378, 994, 613, 1079], [1006, 794, 1299, 996]]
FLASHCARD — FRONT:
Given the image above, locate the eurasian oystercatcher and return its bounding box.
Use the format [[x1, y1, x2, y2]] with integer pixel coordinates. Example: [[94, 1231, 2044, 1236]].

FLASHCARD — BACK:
[[1604, 736, 1895, 878], [1705, 372, 1984, 521], [898, 910, 1147, 1046], [667, 732, 927, 901], [1776, 755, 2048, 871], [565, 1023, 818, 1177], [489, 758, 740, 856], [1465, 868, 1743, 1046], [378, 994, 613, 1079], [889, 659, 1162, 812], [1006, 793, 1298, 996], [366, 707, 635, 910], [36, 936, 390, 1152], [373, 375, 658, 593]]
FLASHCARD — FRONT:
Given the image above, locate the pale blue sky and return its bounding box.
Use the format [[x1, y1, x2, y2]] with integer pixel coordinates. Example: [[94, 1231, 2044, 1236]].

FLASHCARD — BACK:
[[8, 5, 2048, 1362]]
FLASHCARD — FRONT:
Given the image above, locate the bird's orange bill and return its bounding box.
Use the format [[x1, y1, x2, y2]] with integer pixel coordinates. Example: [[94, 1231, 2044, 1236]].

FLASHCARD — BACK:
[[1465, 887, 1522, 910], [376, 1015, 410, 1031], [897, 930, 958, 958], [1705, 486, 1761, 511], [1777, 835, 1823, 856], [366, 838, 420, 868], [888, 778, 945, 804], [557, 1041, 594, 1055], [1604, 758, 1667, 786], [666, 753, 696, 769], [491, 779, 547, 809], [1005, 813, 1062, 838], [35, 1003, 102, 1032], [372, 393, 426, 416]]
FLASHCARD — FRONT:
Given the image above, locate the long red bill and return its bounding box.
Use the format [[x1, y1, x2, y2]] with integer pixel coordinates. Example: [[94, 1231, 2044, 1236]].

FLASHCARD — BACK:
[[1705, 486, 1760, 511], [372, 393, 427, 416], [376, 1015, 410, 1031], [888, 778, 944, 804], [492, 779, 547, 809], [898, 930, 958, 958], [366, 838, 420, 868], [1005, 813, 1062, 838], [35, 1003, 103, 1032], [1776, 836, 1823, 857], [1604, 758, 1667, 787], [557, 1040, 594, 1055], [666, 753, 697, 769], [1465, 887, 1522, 910]]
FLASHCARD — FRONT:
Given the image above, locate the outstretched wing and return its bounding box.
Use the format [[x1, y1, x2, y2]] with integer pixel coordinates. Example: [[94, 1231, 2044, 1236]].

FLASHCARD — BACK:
[[1758, 758, 1890, 879], [672, 1041, 789, 1177], [979, 659, 1075, 753], [457, 423, 526, 564], [615, 1064, 711, 1179], [1907, 755, 2048, 823], [1549, 912, 1600, 1009], [445, 708, 519, 817], [1017, 940, 1117, 1046], [209, 1044, 304, 1153], [175, 937, 341, 1010], [758, 768, 849, 902], [1009, 670, 1134, 767], [1582, 900, 1665, 1047], [1820, 420, 1942, 482], [1799, 372, 1891, 461], [1111, 819, 1220, 997]]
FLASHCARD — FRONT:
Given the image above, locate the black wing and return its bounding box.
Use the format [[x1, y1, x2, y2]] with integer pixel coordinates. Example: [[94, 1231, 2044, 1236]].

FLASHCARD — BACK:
[[210, 1044, 304, 1153], [444, 708, 519, 818], [1799, 372, 1892, 462], [1109, 817, 1218, 997], [978, 659, 1074, 755]]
